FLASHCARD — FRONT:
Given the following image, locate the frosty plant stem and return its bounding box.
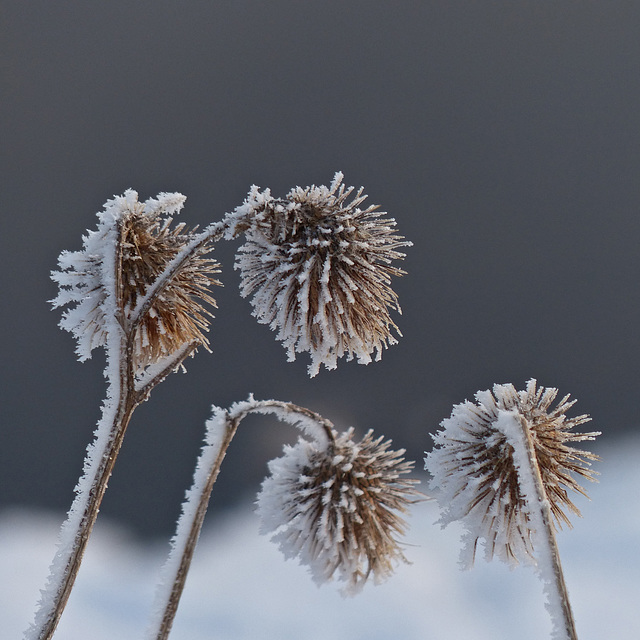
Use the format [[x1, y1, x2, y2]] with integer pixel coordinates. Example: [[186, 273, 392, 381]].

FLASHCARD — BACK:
[[147, 400, 336, 640], [30, 193, 223, 640], [425, 380, 599, 640], [494, 410, 577, 640], [29, 326, 196, 640]]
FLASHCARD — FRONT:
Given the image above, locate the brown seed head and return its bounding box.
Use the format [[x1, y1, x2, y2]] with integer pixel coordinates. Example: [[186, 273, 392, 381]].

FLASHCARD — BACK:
[[425, 379, 600, 567], [52, 190, 221, 368], [257, 428, 420, 594], [234, 173, 410, 375], [117, 196, 221, 368]]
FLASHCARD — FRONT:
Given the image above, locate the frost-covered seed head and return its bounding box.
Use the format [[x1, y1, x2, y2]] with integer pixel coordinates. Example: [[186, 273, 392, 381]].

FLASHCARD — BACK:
[[424, 379, 599, 568], [233, 172, 410, 376], [51, 190, 221, 367], [256, 428, 420, 594]]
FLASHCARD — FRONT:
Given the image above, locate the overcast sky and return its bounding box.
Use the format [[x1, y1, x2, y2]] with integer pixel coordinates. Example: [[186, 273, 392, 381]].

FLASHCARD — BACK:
[[3, 1, 640, 537]]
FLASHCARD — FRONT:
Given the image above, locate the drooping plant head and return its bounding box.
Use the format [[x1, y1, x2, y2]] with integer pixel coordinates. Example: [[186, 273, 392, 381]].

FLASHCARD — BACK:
[[256, 425, 420, 594], [229, 172, 411, 376], [51, 190, 221, 370], [424, 379, 600, 568]]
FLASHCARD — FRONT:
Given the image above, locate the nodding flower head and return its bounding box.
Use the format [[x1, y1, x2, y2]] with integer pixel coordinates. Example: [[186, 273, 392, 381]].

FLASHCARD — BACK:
[[424, 379, 600, 568], [51, 190, 221, 367], [256, 427, 420, 594], [232, 172, 411, 376]]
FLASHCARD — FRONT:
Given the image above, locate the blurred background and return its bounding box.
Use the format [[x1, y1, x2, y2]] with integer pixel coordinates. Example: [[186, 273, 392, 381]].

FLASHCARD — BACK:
[[2, 0, 640, 543]]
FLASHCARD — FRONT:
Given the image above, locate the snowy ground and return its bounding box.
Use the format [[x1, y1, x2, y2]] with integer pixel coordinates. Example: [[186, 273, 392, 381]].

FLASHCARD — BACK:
[[3, 437, 639, 640]]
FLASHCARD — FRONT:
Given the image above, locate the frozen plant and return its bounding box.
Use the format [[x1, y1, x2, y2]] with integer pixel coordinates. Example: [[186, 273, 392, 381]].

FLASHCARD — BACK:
[[148, 399, 419, 640], [28, 191, 221, 640], [424, 379, 600, 640], [232, 172, 407, 375], [256, 424, 417, 593], [29, 174, 413, 640]]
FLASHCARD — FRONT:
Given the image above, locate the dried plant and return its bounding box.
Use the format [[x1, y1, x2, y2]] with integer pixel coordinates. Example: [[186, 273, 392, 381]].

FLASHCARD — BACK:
[[231, 172, 411, 375], [51, 190, 220, 369], [147, 400, 419, 639], [425, 379, 600, 640], [257, 426, 420, 594], [30, 191, 221, 640], [30, 176, 414, 640], [116, 196, 221, 368]]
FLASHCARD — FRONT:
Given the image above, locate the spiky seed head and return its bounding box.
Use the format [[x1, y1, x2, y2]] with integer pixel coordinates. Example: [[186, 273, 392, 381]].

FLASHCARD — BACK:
[[233, 172, 411, 376], [424, 379, 600, 568], [51, 190, 221, 367], [256, 427, 420, 594]]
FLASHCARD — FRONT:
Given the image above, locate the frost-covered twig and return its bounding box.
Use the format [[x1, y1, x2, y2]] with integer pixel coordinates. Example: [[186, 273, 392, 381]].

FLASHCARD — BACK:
[[425, 380, 600, 640], [148, 399, 420, 640], [28, 192, 221, 640], [494, 410, 578, 640]]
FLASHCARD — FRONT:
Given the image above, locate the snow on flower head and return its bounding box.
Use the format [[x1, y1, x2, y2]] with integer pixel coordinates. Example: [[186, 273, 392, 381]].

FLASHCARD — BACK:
[[424, 379, 599, 568], [51, 190, 221, 367], [256, 427, 420, 594], [232, 172, 411, 376]]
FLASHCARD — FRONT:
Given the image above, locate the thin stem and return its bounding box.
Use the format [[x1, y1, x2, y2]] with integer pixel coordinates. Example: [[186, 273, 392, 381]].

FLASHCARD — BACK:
[[27, 360, 138, 640], [498, 411, 578, 640], [134, 341, 200, 400], [147, 399, 336, 640], [151, 413, 241, 640], [517, 415, 578, 640]]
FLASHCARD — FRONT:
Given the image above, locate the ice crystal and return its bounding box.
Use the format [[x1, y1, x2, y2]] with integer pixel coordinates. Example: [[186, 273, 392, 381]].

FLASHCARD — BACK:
[[256, 427, 419, 594], [233, 172, 410, 376], [425, 379, 599, 568]]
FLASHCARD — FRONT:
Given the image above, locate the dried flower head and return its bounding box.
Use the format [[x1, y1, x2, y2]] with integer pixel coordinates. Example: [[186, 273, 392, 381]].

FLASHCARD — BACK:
[[256, 427, 420, 594], [232, 172, 411, 376], [51, 190, 221, 367], [424, 379, 599, 568]]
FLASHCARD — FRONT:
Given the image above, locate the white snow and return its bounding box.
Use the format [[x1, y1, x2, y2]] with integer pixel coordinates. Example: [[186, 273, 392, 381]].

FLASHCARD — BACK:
[[6, 437, 638, 640]]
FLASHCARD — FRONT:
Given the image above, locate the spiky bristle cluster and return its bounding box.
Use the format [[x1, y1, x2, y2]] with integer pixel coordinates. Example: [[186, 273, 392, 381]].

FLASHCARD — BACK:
[[233, 172, 410, 376], [51, 190, 221, 368], [425, 379, 599, 567], [117, 197, 220, 368], [256, 427, 420, 594]]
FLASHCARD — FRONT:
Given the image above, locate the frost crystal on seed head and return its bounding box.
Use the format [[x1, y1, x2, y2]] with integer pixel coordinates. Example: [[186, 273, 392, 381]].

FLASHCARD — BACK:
[[424, 379, 600, 568], [256, 427, 420, 594], [232, 172, 411, 376], [51, 190, 221, 367]]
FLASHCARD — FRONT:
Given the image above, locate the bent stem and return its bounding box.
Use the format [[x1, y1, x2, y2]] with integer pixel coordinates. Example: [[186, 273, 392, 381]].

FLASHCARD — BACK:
[[147, 399, 335, 640], [497, 411, 578, 640]]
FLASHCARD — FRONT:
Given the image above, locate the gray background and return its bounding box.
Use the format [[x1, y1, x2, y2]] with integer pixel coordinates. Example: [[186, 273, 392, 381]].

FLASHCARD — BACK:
[[2, 0, 639, 537]]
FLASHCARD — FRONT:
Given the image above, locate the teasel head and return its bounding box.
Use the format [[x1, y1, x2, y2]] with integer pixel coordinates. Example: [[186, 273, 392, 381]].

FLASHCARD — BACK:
[[51, 190, 221, 368], [256, 427, 420, 594], [231, 172, 411, 376], [424, 379, 600, 568]]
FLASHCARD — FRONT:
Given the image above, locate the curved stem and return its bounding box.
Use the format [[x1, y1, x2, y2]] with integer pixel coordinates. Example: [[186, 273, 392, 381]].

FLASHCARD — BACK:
[[150, 412, 241, 640], [147, 399, 336, 640]]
